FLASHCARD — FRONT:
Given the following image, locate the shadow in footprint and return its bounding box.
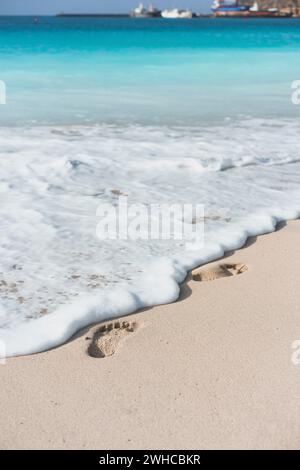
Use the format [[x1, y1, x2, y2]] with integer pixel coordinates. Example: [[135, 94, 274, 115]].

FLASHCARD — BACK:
[[193, 263, 248, 282], [87, 321, 138, 358]]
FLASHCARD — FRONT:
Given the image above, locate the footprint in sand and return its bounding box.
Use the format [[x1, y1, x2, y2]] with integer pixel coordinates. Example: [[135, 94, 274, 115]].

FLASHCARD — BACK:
[[192, 263, 248, 282], [87, 321, 138, 358]]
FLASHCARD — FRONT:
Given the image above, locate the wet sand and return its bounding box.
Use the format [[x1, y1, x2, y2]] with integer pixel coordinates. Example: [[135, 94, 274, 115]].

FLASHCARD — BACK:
[[0, 221, 300, 449]]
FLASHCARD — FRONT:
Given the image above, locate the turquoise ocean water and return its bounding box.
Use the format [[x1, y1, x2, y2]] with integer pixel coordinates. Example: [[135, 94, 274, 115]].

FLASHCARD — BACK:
[[1, 17, 300, 356], [0, 17, 300, 125]]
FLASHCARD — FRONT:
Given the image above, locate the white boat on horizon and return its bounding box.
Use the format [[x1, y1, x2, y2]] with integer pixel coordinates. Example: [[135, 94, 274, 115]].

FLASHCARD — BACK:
[[161, 8, 194, 19], [131, 3, 161, 17]]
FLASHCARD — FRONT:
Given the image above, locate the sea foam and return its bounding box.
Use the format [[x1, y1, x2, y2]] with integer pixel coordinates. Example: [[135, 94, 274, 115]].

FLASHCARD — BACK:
[[0, 119, 300, 357]]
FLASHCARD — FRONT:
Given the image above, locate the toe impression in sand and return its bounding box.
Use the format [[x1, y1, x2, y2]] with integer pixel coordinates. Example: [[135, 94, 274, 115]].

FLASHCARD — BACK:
[[87, 321, 138, 358], [192, 263, 248, 282]]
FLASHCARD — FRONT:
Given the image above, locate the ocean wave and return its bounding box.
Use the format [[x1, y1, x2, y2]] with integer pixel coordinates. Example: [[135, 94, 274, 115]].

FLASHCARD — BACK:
[[0, 118, 300, 357]]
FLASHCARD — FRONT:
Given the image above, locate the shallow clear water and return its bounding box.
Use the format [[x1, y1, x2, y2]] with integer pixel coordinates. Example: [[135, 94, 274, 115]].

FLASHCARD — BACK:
[[1, 17, 300, 125], [1, 17, 300, 356]]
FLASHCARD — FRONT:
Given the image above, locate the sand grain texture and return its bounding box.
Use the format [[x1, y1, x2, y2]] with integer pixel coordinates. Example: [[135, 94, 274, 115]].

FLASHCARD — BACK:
[[0, 221, 300, 449]]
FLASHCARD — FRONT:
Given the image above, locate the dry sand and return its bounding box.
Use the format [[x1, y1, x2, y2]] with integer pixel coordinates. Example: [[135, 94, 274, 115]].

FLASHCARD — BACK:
[[0, 220, 300, 449]]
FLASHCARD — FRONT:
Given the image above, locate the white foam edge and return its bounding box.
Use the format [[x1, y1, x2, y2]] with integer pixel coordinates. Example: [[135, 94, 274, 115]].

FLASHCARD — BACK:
[[0, 206, 299, 358]]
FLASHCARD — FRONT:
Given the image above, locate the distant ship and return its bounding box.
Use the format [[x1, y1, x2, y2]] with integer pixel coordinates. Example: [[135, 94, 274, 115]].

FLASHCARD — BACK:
[[161, 8, 194, 18], [211, 0, 250, 16], [131, 3, 161, 17]]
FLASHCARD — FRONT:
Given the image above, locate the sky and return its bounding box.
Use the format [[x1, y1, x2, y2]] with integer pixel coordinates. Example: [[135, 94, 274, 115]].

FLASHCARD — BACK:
[[0, 1, 212, 15]]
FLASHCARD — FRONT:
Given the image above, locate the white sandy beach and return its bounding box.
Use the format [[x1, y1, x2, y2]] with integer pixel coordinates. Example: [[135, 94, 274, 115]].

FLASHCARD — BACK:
[[0, 220, 300, 449]]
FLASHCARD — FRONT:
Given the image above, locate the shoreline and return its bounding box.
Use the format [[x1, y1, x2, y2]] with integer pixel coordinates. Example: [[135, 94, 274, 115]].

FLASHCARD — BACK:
[[0, 14, 297, 19], [2, 211, 300, 359], [55, 15, 300, 19], [0, 220, 300, 449]]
